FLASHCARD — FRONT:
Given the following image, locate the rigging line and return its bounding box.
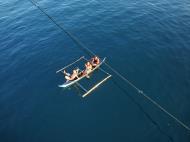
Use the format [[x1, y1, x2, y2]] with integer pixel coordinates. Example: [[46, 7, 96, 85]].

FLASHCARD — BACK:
[[111, 79, 173, 142], [29, 0, 95, 57], [29, 0, 190, 132], [104, 62, 190, 131]]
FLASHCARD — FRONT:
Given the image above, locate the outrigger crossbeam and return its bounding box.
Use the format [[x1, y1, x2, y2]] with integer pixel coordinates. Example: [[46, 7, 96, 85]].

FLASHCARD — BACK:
[[56, 56, 84, 73], [82, 74, 112, 98], [76, 82, 88, 92]]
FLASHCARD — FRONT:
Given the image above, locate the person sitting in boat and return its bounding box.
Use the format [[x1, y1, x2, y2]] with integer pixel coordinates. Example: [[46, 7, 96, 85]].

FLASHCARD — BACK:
[[84, 61, 93, 74], [79, 62, 92, 78], [91, 56, 100, 68], [84, 62, 93, 78], [63, 69, 79, 81]]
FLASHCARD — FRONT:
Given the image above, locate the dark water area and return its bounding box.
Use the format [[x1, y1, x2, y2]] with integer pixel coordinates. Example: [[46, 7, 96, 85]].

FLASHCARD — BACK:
[[0, 0, 190, 141]]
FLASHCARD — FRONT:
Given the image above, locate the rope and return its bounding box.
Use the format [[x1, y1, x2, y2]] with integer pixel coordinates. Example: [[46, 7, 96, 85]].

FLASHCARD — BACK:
[[104, 62, 190, 131], [29, 0, 190, 132], [29, 0, 95, 57], [111, 79, 173, 142]]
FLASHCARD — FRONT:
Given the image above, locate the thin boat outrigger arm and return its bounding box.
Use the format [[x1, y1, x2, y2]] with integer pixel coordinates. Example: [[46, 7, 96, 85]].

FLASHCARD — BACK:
[[56, 56, 84, 73], [76, 82, 88, 92], [82, 74, 112, 98]]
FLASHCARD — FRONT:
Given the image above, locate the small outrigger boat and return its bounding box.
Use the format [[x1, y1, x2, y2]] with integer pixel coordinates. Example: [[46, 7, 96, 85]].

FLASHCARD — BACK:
[[56, 56, 111, 97], [58, 58, 106, 88]]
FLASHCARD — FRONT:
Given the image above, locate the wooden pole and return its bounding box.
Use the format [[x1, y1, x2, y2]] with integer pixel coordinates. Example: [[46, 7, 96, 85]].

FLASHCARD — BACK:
[[82, 75, 111, 98], [56, 56, 84, 73]]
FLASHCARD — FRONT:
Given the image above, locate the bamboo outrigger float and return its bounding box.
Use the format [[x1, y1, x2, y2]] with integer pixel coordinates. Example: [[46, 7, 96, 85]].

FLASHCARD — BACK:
[[56, 56, 111, 97]]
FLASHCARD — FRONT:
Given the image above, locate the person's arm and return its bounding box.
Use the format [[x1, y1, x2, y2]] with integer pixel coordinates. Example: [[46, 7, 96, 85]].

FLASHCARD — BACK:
[[64, 70, 70, 76], [97, 59, 100, 64], [66, 75, 74, 81]]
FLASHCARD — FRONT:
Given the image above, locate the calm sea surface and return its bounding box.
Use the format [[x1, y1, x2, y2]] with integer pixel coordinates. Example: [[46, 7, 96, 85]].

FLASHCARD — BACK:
[[0, 0, 190, 141]]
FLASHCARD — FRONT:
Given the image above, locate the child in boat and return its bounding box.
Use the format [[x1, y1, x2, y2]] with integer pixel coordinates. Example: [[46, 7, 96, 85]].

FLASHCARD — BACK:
[[91, 56, 100, 68], [63, 69, 79, 81]]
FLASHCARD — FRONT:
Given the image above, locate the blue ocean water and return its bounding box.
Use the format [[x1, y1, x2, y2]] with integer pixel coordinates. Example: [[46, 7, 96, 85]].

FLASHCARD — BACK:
[[0, 0, 190, 141]]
